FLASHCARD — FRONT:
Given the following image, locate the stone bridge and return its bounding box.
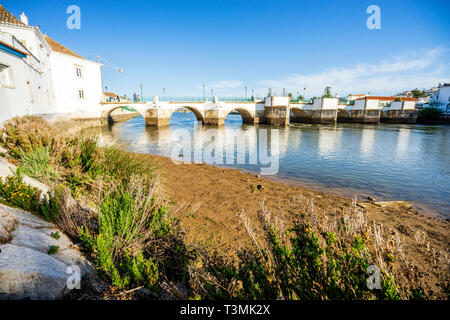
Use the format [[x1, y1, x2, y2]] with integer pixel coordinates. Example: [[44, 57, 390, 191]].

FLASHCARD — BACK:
[[101, 96, 418, 127]]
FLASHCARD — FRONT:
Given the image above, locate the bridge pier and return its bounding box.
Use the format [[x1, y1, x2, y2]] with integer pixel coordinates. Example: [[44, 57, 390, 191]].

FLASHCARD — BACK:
[[310, 98, 338, 124], [264, 97, 290, 126], [337, 99, 381, 124], [144, 108, 172, 127], [381, 101, 418, 124]]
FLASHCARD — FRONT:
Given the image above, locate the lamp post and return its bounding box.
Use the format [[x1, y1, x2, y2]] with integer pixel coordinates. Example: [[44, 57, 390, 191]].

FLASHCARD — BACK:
[[245, 86, 247, 101], [202, 84, 205, 102], [140, 83, 143, 102], [211, 88, 214, 100], [163, 88, 166, 101]]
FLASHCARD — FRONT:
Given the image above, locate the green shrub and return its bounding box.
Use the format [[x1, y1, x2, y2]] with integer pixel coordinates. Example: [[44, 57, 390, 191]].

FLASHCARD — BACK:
[[196, 222, 402, 300], [419, 107, 443, 120], [48, 245, 59, 254], [79, 182, 179, 295], [50, 231, 61, 240], [18, 146, 59, 182], [100, 146, 157, 188], [0, 169, 60, 222]]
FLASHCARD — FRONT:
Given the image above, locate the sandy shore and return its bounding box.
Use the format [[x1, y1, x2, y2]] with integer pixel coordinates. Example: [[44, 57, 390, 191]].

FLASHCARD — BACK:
[[139, 153, 449, 296], [142, 154, 448, 249]]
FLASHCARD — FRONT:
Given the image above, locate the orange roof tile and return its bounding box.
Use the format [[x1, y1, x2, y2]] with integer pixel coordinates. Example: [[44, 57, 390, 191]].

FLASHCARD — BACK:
[[45, 35, 85, 59], [104, 92, 118, 97], [0, 4, 26, 26]]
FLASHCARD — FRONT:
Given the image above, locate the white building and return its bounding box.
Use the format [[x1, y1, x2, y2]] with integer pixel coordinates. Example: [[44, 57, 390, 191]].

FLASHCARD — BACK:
[[0, 31, 53, 123], [0, 4, 103, 124], [44, 36, 103, 115], [0, 4, 57, 123], [430, 83, 450, 113]]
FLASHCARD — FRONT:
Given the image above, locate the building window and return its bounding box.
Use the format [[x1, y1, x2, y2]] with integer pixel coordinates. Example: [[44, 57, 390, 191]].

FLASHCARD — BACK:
[[0, 63, 15, 89], [75, 65, 83, 78], [78, 89, 85, 99]]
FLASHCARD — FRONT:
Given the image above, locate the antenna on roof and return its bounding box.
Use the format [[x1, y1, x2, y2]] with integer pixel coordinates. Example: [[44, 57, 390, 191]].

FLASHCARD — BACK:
[[95, 55, 123, 73]]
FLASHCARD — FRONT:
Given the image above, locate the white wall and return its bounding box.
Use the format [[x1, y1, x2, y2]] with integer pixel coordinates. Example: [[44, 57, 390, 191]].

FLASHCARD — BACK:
[[403, 101, 416, 110], [265, 96, 289, 107], [311, 98, 322, 110], [48, 52, 102, 116], [366, 99, 379, 110], [321, 98, 338, 110], [433, 86, 450, 111], [0, 31, 55, 124], [389, 101, 403, 110]]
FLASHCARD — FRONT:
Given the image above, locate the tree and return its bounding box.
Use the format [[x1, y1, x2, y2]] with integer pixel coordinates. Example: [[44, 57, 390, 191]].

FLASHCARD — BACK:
[[411, 88, 426, 98], [323, 86, 332, 98], [297, 95, 304, 101]]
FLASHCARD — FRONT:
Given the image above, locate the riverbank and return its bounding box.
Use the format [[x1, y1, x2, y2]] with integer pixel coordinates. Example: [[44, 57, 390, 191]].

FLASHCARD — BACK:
[[138, 153, 449, 297], [1, 116, 448, 299]]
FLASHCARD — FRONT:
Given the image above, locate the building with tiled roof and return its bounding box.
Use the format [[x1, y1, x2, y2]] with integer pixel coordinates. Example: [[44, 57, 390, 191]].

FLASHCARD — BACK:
[[44, 35, 85, 60], [0, 4, 103, 122], [0, 4, 27, 27]]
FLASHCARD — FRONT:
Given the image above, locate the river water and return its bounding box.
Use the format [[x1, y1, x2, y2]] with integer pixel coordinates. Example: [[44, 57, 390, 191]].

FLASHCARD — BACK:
[[82, 112, 450, 218]]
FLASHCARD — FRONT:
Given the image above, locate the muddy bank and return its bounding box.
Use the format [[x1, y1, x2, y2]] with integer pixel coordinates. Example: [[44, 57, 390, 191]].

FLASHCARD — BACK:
[[142, 154, 448, 250], [139, 153, 449, 297]]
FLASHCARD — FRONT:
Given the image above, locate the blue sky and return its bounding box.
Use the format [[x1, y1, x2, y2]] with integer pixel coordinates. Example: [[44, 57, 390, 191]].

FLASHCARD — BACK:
[[4, 0, 450, 97]]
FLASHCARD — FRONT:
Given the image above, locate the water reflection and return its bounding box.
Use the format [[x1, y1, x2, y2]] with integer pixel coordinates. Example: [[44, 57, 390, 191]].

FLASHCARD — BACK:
[[396, 128, 411, 159], [360, 128, 376, 157], [317, 126, 342, 157], [82, 113, 450, 217]]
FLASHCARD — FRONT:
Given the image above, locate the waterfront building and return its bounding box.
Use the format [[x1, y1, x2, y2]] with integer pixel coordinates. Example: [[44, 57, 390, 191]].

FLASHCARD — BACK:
[[430, 83, 450, 113], [356, 96, 418, 108], [44, 35, 103, 115], [0, 4, 56, 123], [0, 4, 102, 123]]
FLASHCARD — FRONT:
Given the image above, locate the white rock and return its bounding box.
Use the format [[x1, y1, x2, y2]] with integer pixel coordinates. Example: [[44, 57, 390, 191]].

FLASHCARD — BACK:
[[0, 204, 93, 300], [0, 245, 69, 300]]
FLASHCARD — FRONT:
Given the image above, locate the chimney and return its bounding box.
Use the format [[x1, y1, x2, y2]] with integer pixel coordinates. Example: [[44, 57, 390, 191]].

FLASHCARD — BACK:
[[20, 12, 28, 25]]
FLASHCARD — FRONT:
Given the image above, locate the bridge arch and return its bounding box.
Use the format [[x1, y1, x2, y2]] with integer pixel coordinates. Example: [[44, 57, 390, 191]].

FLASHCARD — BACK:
[[103, 106, 143, 125], [290, 107, 310, 123], [225, 108, 254, 124], [171, 105, 205, 124], [337, 109, 351, 120]]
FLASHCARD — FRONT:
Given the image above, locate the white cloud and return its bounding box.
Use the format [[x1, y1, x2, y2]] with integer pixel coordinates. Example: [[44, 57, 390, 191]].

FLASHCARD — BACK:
[[257, 47, 449, 97]]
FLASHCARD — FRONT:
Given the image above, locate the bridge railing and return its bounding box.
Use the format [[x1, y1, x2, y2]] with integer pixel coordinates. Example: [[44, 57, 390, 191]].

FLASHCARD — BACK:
[[142, 96, 261, 103]]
